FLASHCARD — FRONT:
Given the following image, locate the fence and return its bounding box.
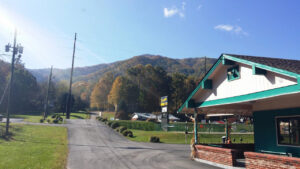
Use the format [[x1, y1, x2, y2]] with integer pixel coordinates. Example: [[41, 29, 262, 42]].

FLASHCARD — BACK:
[[113, 120, 253, 133]]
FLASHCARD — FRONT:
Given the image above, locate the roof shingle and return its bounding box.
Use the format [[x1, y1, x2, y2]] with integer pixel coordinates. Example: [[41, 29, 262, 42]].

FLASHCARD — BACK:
[[225, 54, 300, 75]]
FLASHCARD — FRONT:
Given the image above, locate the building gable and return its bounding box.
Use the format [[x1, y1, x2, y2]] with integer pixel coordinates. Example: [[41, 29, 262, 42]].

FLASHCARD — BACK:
[[178, 54, 300, 112]]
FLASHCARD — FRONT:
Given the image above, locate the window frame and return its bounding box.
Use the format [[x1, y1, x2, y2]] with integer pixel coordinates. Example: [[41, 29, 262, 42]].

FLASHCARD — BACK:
[[275, 115, 300, 147], [227, 65, 240, 81]]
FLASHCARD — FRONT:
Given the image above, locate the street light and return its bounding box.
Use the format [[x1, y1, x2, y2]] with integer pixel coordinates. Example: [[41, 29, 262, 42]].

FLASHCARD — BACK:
[[4, 30, 24, 136]]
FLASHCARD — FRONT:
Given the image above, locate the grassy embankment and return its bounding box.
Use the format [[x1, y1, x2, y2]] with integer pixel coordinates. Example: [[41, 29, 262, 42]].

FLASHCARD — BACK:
[[0, 124, 68, 169], [99, 112, 254, 144], [12, 111, 90, 123], [128, 129, 253, 144]]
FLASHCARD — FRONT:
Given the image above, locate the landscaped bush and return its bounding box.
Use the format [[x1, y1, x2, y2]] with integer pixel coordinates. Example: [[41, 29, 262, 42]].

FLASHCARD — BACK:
[[149, 136, 160, 143], [122, 130, 133, 137], [47, 119, 51, 123], [53, 119, 59, 124], [96, 116, 101, 120], [107, 121, 113, 126], [116, 120, 161, 131], [115, 127, 121, 132], [111, 122, 120, 129], [51, 114, 57, 119], [40, 119, 44, 123], [119, 126, 127, 133]]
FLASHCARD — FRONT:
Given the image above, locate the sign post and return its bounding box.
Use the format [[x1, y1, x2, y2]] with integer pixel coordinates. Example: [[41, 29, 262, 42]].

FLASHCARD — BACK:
[[161, 96, 168, 131]]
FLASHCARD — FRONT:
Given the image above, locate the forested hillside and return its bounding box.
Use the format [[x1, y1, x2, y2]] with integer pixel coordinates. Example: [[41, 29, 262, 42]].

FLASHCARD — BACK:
[[29, 54, 216, 83], [0, 55, 216, 117]]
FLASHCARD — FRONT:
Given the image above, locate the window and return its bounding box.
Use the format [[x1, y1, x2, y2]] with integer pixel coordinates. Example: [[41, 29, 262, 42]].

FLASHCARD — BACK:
[[277, 117, 300, 146], [227, 66, 240, 81]]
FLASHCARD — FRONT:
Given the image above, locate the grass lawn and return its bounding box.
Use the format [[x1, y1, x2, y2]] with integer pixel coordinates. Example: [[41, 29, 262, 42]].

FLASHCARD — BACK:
[[56, 111, 90, 120], [12, 111, 90, 123], [101, 112, 115, 120], [128, 129, 254, 144], [0, 124, 68, 169]]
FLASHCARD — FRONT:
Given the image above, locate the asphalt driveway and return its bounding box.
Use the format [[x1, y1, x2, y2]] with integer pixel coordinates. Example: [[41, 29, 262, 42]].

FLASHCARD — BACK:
[[66, 118, 219, 169]]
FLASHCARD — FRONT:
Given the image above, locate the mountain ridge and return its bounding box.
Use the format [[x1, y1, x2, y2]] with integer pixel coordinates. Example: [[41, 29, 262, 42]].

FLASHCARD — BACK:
[[29, 54, 217, 83]]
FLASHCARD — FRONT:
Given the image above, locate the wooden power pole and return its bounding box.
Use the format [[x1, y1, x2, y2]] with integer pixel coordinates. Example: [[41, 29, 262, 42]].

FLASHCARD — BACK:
[[66, 33, 77, 119], [43, 66, 53, 120]]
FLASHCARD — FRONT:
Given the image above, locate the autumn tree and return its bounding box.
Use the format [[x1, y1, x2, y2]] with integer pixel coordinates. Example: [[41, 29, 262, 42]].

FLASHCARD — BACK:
[[90, 72, 114, 110]]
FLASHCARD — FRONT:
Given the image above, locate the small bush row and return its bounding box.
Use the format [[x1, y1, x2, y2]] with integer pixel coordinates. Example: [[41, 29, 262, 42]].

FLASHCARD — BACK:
[[149, 136, 160, 143], [97, 116, 133, 138]]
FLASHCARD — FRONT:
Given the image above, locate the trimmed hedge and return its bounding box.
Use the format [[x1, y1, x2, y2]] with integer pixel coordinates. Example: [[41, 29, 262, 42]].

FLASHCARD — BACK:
[[149, 136, 160, 143], [122, 130, 133, 137], [102, 120, 253, 132], [111, 122, 119, 129], [115, 120, 161, 131]]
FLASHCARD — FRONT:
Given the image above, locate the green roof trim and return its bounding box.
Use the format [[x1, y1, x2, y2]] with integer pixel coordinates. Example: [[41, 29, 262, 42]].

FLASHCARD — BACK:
[[224, 54, 299, 78], [177, 55, 224, 113], [177, 54, 300, 113], [195, 84, 300, 108]]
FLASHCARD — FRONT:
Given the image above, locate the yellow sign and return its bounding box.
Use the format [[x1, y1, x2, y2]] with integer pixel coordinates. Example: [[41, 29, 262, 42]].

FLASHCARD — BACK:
[[161, 96, 168, 106]]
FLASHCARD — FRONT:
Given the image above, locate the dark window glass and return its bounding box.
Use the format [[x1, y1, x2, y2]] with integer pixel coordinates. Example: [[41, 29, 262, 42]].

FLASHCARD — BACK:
[[277, 117, 300, 146], [227, 66, 240, 81]]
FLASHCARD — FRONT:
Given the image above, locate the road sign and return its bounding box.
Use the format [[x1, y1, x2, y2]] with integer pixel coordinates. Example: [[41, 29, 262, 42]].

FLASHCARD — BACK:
[[162, 106, 167, 113], [161, 96, 168, 106]]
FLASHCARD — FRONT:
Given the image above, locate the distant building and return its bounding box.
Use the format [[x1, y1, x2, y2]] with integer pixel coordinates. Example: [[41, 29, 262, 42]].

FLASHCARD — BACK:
[[131, 112, 179, 122]]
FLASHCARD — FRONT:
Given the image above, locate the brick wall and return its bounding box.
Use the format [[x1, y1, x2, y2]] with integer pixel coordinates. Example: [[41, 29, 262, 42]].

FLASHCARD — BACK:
[[245, 152, 300, 169], [194, 145, 240, 166]]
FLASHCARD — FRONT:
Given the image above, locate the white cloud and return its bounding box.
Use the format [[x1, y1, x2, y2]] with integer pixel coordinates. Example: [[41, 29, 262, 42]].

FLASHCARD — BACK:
[[214, 24, 248, 36], [164, 7, 179, 18], [163, 2, 186, 18]]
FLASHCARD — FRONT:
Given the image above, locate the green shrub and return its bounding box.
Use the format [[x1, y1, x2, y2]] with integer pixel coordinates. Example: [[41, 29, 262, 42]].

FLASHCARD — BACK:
[[115, 127, 121, 132], [47, 119, 51, 123], [51, 114, 57, 119], [122, 130, 133, 137], [40, 119, 44, 123], [119, 126, 127, 133], [53, 119, 59, 124], [107, 121, 113, 126], [149, 136, 160, 143], [96, 116, 101, 120], [111, 122, 119, 129]]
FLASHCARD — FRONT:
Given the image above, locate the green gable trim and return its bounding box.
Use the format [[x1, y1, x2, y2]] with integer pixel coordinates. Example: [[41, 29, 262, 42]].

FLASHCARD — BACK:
[[194, 84, 300, 108], [177, 55, 224, 113], [177, 53, 300, 113], [224, 54, 300, 78], [222, 58, 235, 65], [252, 65, 267, 75], [227, 65, 240, 81]]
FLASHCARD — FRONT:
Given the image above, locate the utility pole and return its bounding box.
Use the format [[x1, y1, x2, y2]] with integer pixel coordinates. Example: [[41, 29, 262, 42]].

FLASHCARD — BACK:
[[5, 30, 23, 135], [66, 33, 77, 119], [43, 66, 53, 120], [204, 56, 207, 74]]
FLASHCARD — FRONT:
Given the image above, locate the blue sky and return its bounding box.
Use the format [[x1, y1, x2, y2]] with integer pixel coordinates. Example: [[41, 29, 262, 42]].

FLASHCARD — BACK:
[[0, 0, 299, 69]]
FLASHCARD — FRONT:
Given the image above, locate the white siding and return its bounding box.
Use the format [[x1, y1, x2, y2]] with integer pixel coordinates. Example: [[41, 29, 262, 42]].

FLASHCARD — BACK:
[[253, 93, 300, 111], [196, 63, 297, 102]]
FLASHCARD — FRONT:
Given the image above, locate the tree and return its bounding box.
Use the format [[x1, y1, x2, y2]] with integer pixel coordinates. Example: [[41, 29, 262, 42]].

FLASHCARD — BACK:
[[90, 72, 114, 110], [108, 76, 124, 112]]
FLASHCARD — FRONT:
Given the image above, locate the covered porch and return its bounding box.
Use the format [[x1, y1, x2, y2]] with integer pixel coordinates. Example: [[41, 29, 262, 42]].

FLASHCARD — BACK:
[[185, 92, 300, 168]]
